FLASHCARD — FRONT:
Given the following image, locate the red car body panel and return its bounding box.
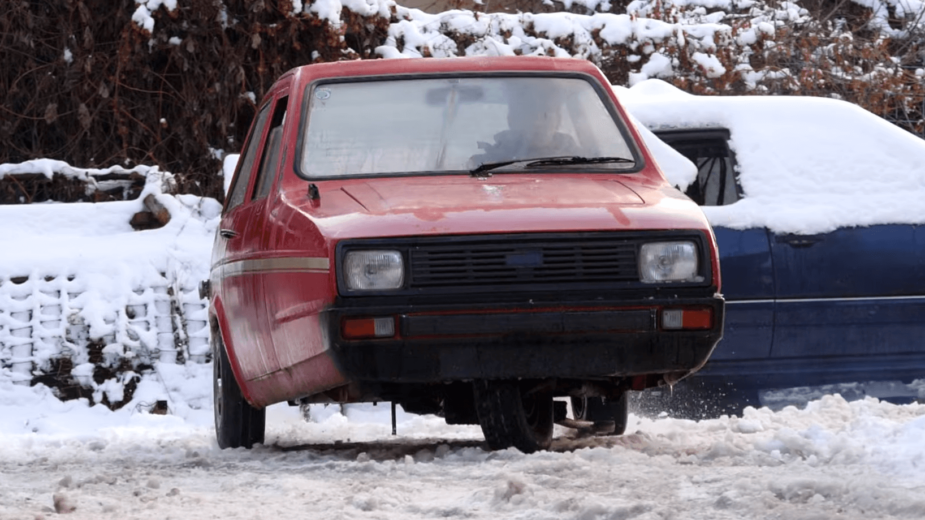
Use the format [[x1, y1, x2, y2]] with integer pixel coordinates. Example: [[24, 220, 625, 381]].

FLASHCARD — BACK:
[[210, 56, 722, 408]]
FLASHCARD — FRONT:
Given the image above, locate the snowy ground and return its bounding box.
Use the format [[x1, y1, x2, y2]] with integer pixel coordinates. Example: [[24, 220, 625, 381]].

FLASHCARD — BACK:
[[3, 371, 925, 519]]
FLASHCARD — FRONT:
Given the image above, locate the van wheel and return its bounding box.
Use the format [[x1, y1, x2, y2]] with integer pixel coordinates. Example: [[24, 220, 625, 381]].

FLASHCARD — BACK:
[[571, 393, 629, 436], [473, 380, 553, 453], [213, 333, 265, 449]]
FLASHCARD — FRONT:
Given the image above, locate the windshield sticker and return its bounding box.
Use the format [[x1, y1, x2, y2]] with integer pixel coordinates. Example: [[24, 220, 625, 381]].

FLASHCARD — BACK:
[[315, 88, 331, 100]]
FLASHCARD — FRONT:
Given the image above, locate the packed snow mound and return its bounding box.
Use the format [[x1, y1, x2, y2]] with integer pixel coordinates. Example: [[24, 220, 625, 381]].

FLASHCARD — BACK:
[[619, 79, 925, 234]]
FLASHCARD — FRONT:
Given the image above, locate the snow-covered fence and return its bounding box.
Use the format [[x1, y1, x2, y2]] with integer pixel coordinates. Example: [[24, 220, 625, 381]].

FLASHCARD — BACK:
[[0, 273, 210, 408], [0, 161, 220, 409]]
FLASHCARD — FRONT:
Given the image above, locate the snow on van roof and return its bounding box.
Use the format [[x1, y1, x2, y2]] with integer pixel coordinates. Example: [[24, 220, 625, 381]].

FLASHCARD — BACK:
[[618, 79, 925, 235]]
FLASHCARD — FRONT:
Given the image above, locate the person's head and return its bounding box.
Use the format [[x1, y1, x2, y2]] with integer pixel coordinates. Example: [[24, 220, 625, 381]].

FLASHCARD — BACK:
[[506, 95, 562, 146]]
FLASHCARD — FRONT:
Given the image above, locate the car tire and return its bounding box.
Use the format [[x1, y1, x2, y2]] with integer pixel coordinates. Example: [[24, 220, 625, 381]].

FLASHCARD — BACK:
[[570, 393, 628, 436], [473, 380, 554, 453], [213, 333, 265, 449]]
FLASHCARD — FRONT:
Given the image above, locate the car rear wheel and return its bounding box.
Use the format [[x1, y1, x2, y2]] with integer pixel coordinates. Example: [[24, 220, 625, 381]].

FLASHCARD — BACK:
[[473, 380, 554, 453], [570, 393, 629, 436], [213, 333, 265, 449]]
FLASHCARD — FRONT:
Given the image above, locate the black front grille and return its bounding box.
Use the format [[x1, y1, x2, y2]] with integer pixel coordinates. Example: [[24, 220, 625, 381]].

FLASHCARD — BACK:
[[410, 236, 638, 289], [337, 231, 710, 297]]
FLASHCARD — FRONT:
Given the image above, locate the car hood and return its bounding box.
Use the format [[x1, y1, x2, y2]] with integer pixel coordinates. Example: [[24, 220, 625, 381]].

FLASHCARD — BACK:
[[345, 174, 642, 211], [284, 174, 709, 240]]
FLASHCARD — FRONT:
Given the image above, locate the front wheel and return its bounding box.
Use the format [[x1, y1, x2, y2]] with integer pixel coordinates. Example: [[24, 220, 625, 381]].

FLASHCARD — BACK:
[[213, 333, 265, 449], [571, 393, 629, 436], [473, 380, 554, 453]]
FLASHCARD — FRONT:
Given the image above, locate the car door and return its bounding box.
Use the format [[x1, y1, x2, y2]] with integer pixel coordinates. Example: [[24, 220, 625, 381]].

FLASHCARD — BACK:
[[770, 224, 925, 365], [655, 130, 774, 364], [218, 100, 279, 382], [244, 94, 296, 371]]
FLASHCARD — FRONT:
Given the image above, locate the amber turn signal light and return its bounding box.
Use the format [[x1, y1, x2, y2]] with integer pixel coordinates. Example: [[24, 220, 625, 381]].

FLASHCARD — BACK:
[[342, 317, 396, 339]]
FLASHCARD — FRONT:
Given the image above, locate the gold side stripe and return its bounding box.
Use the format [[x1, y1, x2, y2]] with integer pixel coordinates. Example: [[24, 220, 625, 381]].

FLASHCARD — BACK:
[[217, 257, 330, 279]]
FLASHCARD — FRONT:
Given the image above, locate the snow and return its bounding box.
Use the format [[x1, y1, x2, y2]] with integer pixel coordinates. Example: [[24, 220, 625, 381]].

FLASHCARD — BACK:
[[619, 79, 925, 234], [221, 153, 239, 195], [369, 2, 778, 73], [310, 0, 345, 24], [690, 51, 726, 77], [3, 375, 925, 518]]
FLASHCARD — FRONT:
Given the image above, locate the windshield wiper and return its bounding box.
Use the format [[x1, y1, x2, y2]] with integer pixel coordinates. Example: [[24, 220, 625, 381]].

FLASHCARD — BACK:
[[469, 159, 526, 177], [525, 156, 635, 168], [469, 156, 635, 177]]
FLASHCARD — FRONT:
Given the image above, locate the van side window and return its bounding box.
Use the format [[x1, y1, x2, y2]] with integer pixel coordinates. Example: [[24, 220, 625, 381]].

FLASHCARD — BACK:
[[253, 97, 289, 200], [226, 103, 273, 212], [655, 129, 741, 206]]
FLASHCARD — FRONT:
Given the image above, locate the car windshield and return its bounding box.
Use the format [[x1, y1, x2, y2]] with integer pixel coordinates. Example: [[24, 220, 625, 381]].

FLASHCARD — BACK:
[[299, 76, 637, 178]]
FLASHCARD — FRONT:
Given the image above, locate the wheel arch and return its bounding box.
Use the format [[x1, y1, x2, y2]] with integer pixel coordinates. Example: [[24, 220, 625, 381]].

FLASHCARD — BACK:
[[209, 297, 260, 407]]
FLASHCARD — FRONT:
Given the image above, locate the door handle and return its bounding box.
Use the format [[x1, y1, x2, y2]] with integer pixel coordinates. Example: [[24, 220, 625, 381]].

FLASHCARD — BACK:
[[776, 234, 822, 248], [219, 229, 239, 239]]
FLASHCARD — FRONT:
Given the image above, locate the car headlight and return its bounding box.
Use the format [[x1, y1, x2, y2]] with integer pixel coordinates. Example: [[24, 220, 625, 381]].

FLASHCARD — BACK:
[[343, 250, 405, 290], [638, 241, 700, 283]]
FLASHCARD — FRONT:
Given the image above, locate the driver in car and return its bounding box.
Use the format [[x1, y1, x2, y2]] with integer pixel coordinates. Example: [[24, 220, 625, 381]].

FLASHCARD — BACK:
[[469, 92, 580, 168]]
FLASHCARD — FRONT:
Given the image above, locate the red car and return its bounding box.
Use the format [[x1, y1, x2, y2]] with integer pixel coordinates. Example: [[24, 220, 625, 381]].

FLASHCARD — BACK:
[[208, 56, 724, 453]]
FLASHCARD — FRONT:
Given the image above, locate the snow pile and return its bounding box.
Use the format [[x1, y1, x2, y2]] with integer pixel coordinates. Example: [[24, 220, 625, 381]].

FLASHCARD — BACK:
[[0, 159, 128, 182], [0, 161, 220, 407], [619, 79, 925, 234]]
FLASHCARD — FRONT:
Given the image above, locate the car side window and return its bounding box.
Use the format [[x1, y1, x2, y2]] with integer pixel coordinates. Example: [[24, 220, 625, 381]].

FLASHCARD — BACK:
[[655, 129, 741, 206], [253, 97, 289, 200], [225, 102, 273, 212]]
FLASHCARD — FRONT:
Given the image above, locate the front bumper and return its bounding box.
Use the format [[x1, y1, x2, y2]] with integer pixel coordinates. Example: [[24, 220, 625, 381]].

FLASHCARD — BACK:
[[324, 296, 724, 383]]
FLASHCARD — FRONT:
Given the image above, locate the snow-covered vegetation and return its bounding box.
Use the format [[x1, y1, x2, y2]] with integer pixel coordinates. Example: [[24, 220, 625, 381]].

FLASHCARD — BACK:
[[3, 0, 923, 197]]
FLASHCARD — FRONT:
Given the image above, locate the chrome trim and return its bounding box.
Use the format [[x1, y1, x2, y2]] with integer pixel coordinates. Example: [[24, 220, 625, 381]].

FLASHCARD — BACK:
[[216, 257, 330, 279]]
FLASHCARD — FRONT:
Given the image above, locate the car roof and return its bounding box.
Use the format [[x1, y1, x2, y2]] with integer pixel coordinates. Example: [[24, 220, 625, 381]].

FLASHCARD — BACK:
[[287, 56, 606, 82]]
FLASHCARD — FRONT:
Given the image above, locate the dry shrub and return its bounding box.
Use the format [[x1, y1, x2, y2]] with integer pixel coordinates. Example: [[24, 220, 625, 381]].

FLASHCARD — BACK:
[[0, 0, 389, 200]]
